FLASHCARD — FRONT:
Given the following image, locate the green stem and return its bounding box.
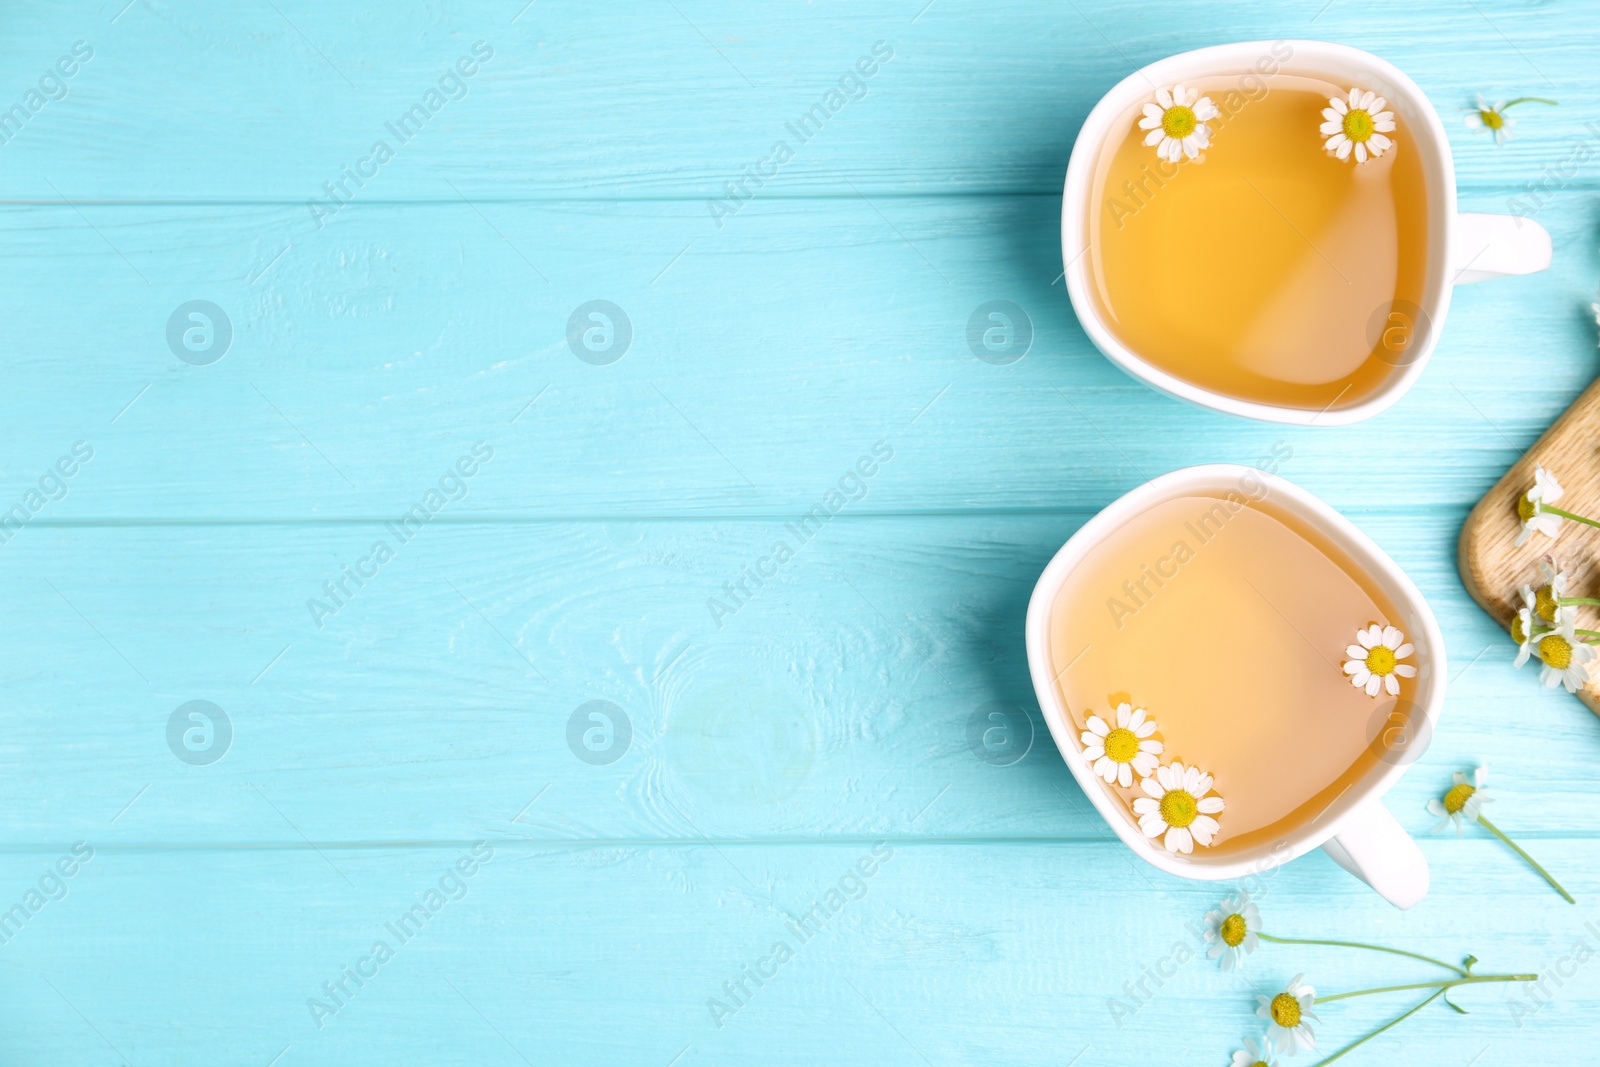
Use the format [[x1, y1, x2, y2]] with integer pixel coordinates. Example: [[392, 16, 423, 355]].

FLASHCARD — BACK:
[[1574, 629, 1600, 639], [1309, 990, 1444, 1067], [1478, 815, 1575, 904], [1539, 505, 1600, 530], [1502, 97, 1559, 109], [1257, 932, 1465, 975], [1319, 973, 1537, 1004], [1559, 597, 1600, 607]]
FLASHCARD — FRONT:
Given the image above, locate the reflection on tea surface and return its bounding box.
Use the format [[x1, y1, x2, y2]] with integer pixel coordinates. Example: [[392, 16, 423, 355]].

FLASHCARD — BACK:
[[1049, 489, 1421, 859], [1085, 74, 1430, 411]]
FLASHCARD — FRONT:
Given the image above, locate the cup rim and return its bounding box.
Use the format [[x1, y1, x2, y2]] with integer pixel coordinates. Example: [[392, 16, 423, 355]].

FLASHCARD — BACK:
[[1024, 464, 1448, 880], [1061, 39, 1458, 426]]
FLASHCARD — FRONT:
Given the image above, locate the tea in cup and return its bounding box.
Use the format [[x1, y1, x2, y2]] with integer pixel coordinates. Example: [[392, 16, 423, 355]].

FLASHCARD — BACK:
[[1026, 464, 1444, 908], [1062, 40, 1551, 424]]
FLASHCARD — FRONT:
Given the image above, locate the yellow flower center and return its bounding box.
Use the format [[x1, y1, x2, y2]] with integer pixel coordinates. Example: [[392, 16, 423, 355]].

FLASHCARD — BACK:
[[1162, 105, 1196, 138], [1220, 912, 1247, 947], [1444, 782, 1476, 814], [1512, 615, 1528, 645], [1104, 727, 1139, 763], [1270, 992, 1302, 1028], [1517, 494, 1538, 522], [1481, 109, 1504, 130], [1535, 584, 1559, 623], [1159, 789, 1198, 828], [1343, 108, 1375, 142], [1365, 646, 1397, 675], [1539, 633, 1573, 670]]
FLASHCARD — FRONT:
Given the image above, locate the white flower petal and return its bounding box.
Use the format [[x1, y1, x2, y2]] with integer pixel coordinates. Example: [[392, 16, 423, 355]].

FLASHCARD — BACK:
[[1198, 796, 1225, 814], [1165, 825, 1193, 854]]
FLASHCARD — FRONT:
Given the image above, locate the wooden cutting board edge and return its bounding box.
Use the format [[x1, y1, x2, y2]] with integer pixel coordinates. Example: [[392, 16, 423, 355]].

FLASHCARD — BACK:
[[1458, 375, 1600, 716]]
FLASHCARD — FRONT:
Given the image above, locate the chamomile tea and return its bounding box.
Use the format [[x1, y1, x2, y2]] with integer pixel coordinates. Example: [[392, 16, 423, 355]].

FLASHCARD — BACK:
[[1047, 487, 1423, 858], [1083, 73, 1430, 412]]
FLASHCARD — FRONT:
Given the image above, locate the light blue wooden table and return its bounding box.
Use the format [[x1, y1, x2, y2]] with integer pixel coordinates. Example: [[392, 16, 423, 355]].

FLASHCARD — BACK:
[[2, 2, 1598, 1063]]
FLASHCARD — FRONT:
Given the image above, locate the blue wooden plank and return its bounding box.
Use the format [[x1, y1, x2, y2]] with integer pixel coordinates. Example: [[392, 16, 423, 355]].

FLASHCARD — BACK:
[[0, 839, 1593, 1064], [0, 1, 1593, 198], [0, 188, 1592, 519], [0, 510, 1589, 846]]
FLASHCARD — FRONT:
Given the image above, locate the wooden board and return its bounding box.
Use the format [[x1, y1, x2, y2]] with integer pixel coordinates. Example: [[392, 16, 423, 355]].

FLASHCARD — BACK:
[[1459, 377, 1600, 714]]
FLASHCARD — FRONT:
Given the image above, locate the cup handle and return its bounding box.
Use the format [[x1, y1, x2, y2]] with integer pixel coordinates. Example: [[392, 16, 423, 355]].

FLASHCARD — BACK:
[[1320, 800, 1429, 909], [1452, 212, 1551, 284]]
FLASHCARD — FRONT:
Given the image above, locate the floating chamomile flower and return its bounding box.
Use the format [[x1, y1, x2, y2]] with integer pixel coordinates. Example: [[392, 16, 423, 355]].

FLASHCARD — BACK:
[[1132, 761, 1224, 854], [1080, 702, 1163, 788], [1342, 623, 1416, 697], [1535, 612, 1595, 693], [1257, 974, 1318, 1055], [1427, 765, 1492, 834], [1230, 1035, 1276, 1067], [1203, 889, 1260, 971], [1515, 464, 1565, 546], [1138, 83, 1218, 163], [1322, 88, 1395, 163]]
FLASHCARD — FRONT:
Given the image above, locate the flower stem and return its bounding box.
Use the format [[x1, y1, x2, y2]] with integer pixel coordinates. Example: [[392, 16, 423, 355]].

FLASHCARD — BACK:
[[1256, 932, 1465, 975], [1309, 990, 1444, 1067], [1477, 815, 1575, 903], [1502, 97, 1559, 109], [1559, 597, 1600, 607], [1538, 504, 1600, 530], [1319, 973, 1537, 1004]]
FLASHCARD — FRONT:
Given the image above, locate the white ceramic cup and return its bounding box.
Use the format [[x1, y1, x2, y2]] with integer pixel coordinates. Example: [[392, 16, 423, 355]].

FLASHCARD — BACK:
[[1024, 464, 1445, 908], [1061, 39, 1552, 426]]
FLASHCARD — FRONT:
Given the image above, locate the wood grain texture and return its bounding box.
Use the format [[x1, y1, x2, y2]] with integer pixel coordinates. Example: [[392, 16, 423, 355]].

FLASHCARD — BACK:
[[1460, 378, 1600, 715], [0, 188, 1595, 519], [3, 1, 1598, 1064], [2, 1, 1597, 199]]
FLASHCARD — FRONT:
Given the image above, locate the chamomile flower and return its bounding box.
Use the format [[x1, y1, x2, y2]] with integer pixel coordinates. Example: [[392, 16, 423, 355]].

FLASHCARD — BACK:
[[1080, 702, 1163, 787], [1515, 465, 1565, 546], [1464, 94, 1557, 146], [1342, 623, 1416, 697], [1532, 556, 1569, 625], [1138, 83, 1219, 163], [1203, 889, 1260, 971], [1511, 601, 1542, 668], [1132, 761, 1224, 854], [1256, 974, 1318, 1055], [1464, 95, 1515, 145], [1322, 88, 1396, 163], [1231, 1035, 1276, 1067], [1535, 612, 1595, 693], [1427, 765, 1492, 834]]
